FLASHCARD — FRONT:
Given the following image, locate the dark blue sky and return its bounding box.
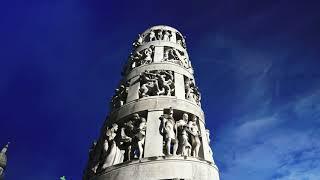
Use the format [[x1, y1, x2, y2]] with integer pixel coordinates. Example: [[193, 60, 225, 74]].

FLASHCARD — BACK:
[[1, 0, 320, 179]]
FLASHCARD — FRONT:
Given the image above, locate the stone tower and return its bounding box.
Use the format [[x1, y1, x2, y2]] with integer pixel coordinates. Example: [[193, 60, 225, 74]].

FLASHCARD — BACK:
[[83, 25, 219, 180], [0, 142, 9, 180]]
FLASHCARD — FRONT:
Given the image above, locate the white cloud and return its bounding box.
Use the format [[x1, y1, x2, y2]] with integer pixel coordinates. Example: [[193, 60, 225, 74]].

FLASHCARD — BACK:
[[214, 91, 320, 180], [233, 116, 279, 141]]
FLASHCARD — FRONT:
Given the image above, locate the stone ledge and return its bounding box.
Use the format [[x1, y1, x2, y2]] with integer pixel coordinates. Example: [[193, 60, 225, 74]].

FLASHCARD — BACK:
[[135, 40, 187, 54], [125, 62, 194, 81], [109, 96, 205, 123], [94, 156, 219, 180]]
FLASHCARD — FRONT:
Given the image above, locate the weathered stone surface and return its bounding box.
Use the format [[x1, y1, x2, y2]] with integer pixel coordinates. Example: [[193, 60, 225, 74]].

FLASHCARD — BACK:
[[93, 157, 219, 180], [84, 25, 219, 180], [144, 110, 164, 157]]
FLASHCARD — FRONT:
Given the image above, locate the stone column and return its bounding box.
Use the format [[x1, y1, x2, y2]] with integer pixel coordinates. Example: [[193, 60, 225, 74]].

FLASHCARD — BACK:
[[126, 76, 140, 102], [144, 110, 164, 157], [174, 72, 185, 99], [153, 46, 164, 63]]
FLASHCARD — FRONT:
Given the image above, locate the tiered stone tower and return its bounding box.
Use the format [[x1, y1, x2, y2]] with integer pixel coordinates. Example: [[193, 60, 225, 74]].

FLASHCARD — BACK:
[[83, 25, 220, 180], [0, 142, 9, 180]]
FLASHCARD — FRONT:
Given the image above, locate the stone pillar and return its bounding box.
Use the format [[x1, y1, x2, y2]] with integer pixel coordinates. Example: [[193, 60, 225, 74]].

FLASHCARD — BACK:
[[153, 46, 164, 63], [174, 72, 185, 99], [144, 110, 164, 157], [126, 76, 140, 102]]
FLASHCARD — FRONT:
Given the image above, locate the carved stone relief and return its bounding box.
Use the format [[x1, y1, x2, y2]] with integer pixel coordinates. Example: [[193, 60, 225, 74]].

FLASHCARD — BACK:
[[149, 30, 156, 41], [110, 82, 130, 110], [159, 107, 178, 155], [176, 32, 187, 49], [150, 29, 173, 42], [85, 113, 147, 175], [117, 113, 147, 160], [100, 123, 123, 170], [188, 115, 201, 158], [139, 70, 175, 98], [132, 28, 186, 49], [163, 30, 172, 41], [159, 108, 202, 157], [162, 47, 191, 69], [132, 34, 144, 48], [176, 113, 191, 156], [129, 45, 154, 70], [185, 77, 201, 106], [157, 29, 163, 40]]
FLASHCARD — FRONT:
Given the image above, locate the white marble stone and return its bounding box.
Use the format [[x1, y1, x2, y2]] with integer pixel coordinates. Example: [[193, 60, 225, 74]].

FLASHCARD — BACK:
[[84, 25, 219, 180], [174, 72, 186, 99], [144, 110, 165, 157], [126, 76, 140, 103]]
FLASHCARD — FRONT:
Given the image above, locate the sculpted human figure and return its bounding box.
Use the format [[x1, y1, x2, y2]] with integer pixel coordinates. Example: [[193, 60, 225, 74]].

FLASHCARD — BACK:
[[188, 115, 201, 157], [149, 30, 156, 41], [119, 121, 134, 161], [141, 46, 154, 65], [163, 30, 171, 41], [101, 124, 124, 170], [111, 83, 128, 109], [182, 35, 187, 48], [185, 78, 201, 105], [160, 107, 178, 155], [193, 86, 201, 106], [83, 141, 98, 179], [176, 113, 191, 156], [163, 48, 169, 61], [157, 29, 163, 40], [167, 49, 176, 62], [185, 77, 194, 100], [139, 70, 158, 97], [173, 49, 189, 67], [133, 34, 143, 47], [155, 70, 174, 96], [134, 116, 147, 159], [110, 88, 120, 109], [140, 70, 174, 97], [119, 84, 128, 105], [163, 48, 184, 66], [130, 51, 143, 69]]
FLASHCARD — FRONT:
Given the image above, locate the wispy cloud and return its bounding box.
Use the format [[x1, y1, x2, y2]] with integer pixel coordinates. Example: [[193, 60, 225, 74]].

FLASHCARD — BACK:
[[213, 71, 320, 180]]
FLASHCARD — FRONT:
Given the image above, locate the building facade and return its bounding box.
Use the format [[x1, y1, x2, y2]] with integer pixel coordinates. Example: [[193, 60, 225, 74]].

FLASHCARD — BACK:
[[83, 25, 220, 180]]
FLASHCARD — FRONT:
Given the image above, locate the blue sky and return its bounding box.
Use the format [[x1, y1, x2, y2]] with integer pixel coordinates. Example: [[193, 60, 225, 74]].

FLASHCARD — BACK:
[[0, 0, 319, 179]]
